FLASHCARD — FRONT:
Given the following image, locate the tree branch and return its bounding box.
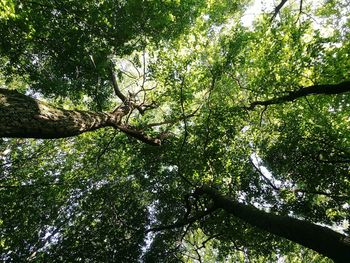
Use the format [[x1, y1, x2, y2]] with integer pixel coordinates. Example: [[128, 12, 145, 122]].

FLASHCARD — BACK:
[[270, 0, 288, 22], [115, 124, 161, 146], [110, 64, 128, 104], [110, 61, 158, 115], [246, 81, 350, 110], [249, 158, 279, 190], [295, 0, 303, 23]]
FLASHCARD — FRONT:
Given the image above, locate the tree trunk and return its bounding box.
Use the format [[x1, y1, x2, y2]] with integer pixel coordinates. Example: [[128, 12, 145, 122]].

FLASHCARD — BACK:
[[0, 89, 161, 145], [196, 186, 350, 263], [0, 88, 127, 138]]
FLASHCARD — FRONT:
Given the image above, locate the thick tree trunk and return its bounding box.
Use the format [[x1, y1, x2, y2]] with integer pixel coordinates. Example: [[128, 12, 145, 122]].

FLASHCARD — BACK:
[[0, 88, 124, 138], [0, 89, 160, 145], [195, 186, 350, 263]]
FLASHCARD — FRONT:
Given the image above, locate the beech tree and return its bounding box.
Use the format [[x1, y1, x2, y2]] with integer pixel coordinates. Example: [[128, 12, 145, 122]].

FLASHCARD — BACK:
[[1, 0, 350, 262]]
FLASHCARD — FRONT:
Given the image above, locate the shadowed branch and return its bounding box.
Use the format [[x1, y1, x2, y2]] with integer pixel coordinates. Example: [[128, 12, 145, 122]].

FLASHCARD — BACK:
[[246, 81, 350, 110]]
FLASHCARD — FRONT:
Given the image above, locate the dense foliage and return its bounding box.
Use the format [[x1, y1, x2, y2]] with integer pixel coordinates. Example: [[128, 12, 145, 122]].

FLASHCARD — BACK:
[[0, 0, 349, 262]]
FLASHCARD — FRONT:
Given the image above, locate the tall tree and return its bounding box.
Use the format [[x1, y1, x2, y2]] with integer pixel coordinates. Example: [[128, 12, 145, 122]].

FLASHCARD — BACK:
[[1, 0, 349, 262]]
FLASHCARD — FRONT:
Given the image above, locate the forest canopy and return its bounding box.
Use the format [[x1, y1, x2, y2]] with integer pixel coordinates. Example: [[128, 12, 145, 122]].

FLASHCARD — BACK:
[[0, 0, 350, 262]]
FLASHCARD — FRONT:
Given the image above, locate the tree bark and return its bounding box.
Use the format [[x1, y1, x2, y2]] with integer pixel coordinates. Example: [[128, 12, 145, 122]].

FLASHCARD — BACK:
[[0, 89, 160, 145], [195, 186, 350, 263]]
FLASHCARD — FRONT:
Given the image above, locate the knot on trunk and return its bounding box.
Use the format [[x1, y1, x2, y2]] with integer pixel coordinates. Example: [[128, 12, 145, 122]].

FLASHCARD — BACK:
[[107, 106, 129, 126]]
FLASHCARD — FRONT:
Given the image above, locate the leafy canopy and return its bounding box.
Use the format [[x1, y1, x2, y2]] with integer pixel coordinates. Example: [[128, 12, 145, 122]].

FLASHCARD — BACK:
[[0, 0, 349, 262]]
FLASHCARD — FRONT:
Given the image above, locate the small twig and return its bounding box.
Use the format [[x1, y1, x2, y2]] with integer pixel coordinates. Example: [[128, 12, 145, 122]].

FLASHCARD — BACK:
[[95, 131, 118, 164], [197, 233, 223, 249], [185, 238, 203, 263], [179, 76, 188, 151], [141, 50, 147, 104], [142, 108, 200, 129], [119, 69, 138, 79], [146, 206, 217, 233], [249, 158, 279, 191], [174, 75, 196, 187], [259, 106, 267, 127], [295, 0, 303, 24], [126, 58, 141, 78], [249, 157, 348, 200]]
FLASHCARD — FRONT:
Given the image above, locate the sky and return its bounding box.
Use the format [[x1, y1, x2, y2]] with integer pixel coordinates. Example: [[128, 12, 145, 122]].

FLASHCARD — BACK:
[[241, 0, 276, 27]]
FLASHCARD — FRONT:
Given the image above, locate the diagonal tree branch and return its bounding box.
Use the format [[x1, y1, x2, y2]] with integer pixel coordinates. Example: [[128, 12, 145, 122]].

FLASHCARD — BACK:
[[115, 124, 161, 146], [270, 0, 288, 22], [249, 158, 279, 190], [246, 81, 350, 110], [110, 63, 128, 104]]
